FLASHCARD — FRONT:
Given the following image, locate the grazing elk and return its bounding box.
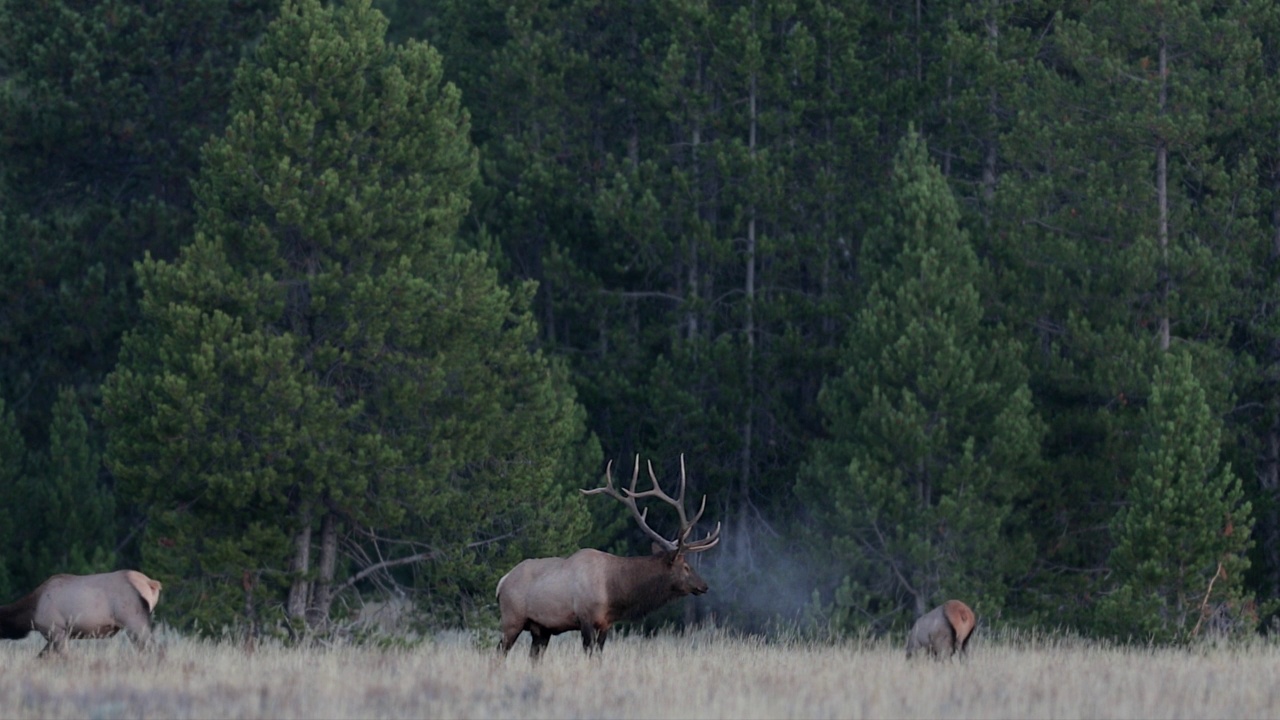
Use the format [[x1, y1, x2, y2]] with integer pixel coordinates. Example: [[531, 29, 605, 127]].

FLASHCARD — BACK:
[[0, 570, 162, 657], [906, 599, 975, 660], [496, 455, 720, 660]]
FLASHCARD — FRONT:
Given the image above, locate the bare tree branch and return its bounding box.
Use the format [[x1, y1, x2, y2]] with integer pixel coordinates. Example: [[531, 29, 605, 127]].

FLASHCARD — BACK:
[[1191, 560, 1226, 638], [337, 532, 519, 593]]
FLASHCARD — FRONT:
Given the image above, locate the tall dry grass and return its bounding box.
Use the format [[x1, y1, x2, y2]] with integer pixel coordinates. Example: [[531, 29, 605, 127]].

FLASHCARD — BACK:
[[0, 627, 1276, 719]]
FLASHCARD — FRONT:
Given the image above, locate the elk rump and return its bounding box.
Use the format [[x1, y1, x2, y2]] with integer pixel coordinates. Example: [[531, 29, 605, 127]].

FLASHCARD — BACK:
[[0, 570, 162, 657], [906, 599, 975, 659]]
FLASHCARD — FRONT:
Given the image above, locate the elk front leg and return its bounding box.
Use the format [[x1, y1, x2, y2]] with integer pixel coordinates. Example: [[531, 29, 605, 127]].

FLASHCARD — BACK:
[[579, 622, 597, 654], [579, 615, 611, 656], [528, 625, 550, 661]]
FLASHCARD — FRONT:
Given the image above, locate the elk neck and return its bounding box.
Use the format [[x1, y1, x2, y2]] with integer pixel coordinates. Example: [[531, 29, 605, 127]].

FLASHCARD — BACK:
[[605, 553, 685, 621], [0, 589, 38, 640]]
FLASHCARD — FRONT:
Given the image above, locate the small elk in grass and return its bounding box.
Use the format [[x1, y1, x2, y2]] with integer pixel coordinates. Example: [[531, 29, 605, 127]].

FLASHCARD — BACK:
[[0, 570, 162, 657], [496, 454, 720, 660], [906, 599, 975, 660]]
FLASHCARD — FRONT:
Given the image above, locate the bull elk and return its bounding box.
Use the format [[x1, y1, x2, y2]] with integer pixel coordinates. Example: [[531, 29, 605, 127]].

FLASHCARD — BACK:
[[0, 570, 162, 657], [496, 455, 720, 660], [905, 599, 975, 659]]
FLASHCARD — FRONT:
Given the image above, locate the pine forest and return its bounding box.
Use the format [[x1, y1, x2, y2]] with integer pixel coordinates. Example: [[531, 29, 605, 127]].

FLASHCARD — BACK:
[[1, 0, 1278, 644]]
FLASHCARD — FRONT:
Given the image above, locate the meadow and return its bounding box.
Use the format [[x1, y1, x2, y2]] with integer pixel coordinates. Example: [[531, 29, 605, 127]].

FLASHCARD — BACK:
[[0, 627, 1276, 719]]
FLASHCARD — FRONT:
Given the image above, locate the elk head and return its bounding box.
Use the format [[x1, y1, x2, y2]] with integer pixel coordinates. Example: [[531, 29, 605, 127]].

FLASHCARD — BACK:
[[582, 453, 721, 591]]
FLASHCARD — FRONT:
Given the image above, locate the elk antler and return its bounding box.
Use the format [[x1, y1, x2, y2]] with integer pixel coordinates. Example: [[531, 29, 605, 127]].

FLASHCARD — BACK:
[[582, 454, 721, 555]]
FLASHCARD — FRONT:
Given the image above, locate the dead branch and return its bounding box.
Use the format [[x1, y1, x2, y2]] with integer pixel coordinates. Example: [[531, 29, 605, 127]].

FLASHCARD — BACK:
[[1191, 560, 1225, 638]]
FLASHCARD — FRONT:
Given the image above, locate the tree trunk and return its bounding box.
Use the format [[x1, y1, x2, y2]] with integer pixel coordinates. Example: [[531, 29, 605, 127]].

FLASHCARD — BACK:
[[735, 60, 758, 570], [686, 51, 704, 342], [287, 508, 313, 621], [1157, 34, 1171, 351], [981, 9, 999, 213], [1261, 415, 1280, 597], [1264, 180, 1280, 598], [307, 511, 339, 630], [242, 570, 259, 654]]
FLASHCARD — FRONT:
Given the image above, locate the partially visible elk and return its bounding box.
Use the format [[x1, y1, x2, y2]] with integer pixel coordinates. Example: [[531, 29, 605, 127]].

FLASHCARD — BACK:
[[905, 599, 975, 659], [0, 570, 162, 657], [496, 455, 720, 660]]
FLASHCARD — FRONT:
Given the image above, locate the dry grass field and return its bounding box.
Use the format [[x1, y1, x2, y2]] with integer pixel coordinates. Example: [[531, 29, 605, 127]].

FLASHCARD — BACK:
[[0, 626, 1276, 719]]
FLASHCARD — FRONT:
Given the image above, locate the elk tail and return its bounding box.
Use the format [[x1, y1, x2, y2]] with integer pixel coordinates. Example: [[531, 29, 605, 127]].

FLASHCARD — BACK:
[[124, 571, 163, 613], [943, 600, 976, 645]]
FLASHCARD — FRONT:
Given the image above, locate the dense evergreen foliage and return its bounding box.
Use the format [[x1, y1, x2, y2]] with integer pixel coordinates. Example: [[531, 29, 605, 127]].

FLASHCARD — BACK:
[[798, 132, 1043, 630], [99, 0, 595, 633], [0, 0, 277, 597], [0, 0, 1275, 642], [1100, 351, 1254, 641]]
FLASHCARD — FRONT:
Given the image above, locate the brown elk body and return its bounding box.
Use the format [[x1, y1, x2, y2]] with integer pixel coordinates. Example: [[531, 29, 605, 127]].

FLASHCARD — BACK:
[[905, 599, 975, 659], [497, 455, 720, 660], [0, 570, 162, 657]]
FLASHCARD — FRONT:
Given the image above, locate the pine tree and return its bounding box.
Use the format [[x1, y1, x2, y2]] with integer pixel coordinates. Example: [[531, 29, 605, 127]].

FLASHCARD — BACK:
[[1224, 0, 1280, 617], [989, 0, 1262, 624], [930, 0, 1051, 215], [0, 398, 21, 599], [0, 0, 275, 447], [0, 1, 275, 592], [14, 389, 117, 588], [102, 0, 595, 635], [415, 1, 880, 629], [797, 131, 1044, 628], [1100, 352, 1254, 642]]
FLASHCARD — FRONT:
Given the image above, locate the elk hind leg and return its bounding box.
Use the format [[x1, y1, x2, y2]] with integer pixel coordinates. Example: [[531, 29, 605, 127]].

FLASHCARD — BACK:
[[930, 627, 956, 659], [121, 605, 156, 652], [498, 618, 524, 656], [125, 620, 155, 652], [38, 628, 69, 658], [593, 624, 608, 654]]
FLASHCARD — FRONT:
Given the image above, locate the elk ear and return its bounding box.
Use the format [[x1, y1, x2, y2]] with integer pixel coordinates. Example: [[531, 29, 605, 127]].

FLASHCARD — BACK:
[[651, 542, 666, 556]]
